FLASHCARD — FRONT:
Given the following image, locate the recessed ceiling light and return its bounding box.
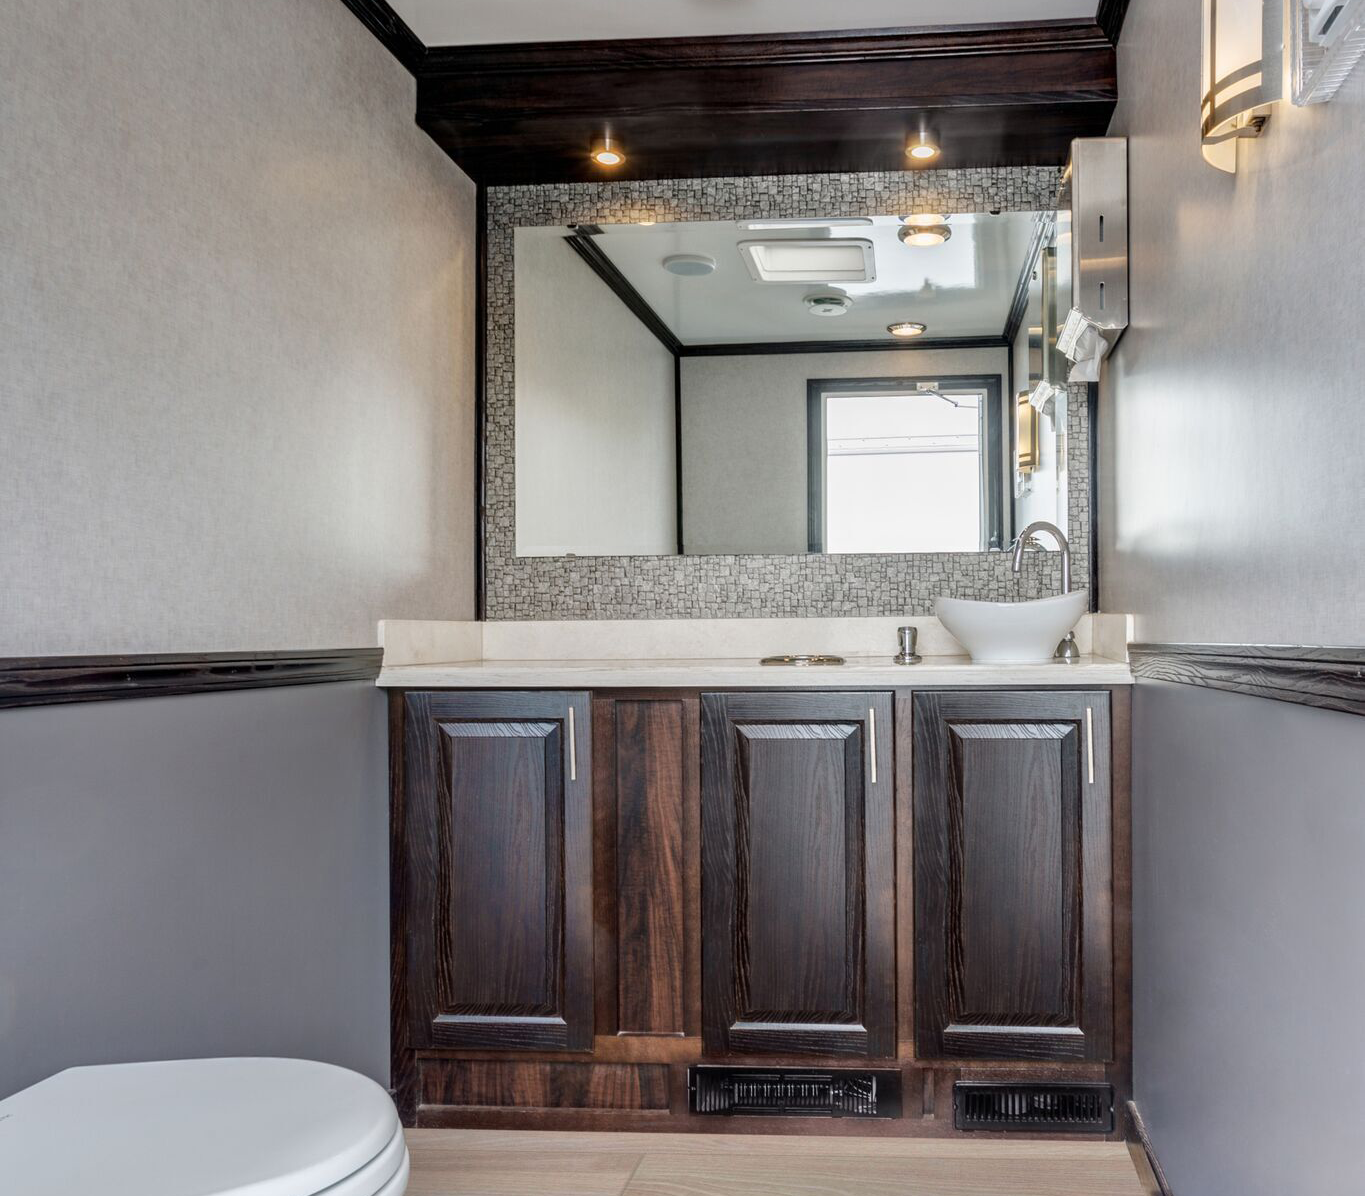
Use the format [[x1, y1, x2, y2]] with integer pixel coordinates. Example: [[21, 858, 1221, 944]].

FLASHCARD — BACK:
[[906, 134, 940, 161], [897, 222, 952, 248], [590, 137, 625, 167], [738, 239, 875, 283], [887, 321, 927, 337], [662, 253, 716, 276], [901, 213, 947, 227]]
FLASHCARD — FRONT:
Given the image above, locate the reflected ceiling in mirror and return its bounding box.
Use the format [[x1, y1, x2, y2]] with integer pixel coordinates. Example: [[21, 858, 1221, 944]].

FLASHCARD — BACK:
[[576, 212, 1043, 346], [513, 210, 1073, 560]]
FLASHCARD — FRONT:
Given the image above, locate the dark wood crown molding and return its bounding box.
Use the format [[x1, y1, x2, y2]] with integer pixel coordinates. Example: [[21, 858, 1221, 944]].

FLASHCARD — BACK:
[[412, 20, 1116, 184], [337, 0, 426, 74], [419, 19, 1113, 76], [0, 649, 383, 709], [335, 5, 1132, 179], [1128, 643, 1365, 717], [1096, 0, 1134, 46]]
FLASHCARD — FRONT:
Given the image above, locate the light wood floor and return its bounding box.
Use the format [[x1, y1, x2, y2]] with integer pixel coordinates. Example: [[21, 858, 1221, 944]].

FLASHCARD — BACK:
[[405, 1129, 1158, 1196]]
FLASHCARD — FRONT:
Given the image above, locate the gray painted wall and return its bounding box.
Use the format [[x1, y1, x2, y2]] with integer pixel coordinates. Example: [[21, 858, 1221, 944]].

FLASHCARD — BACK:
[[0, 683, 389, 1100], [1132, 682, 1365, 1196], [1105, 2, 1365, 1191], [1, 0, 478, 656], [1102, 0, 1365, 644]]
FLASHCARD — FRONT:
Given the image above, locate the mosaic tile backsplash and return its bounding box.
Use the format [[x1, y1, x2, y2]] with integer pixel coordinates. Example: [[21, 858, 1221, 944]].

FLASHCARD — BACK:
[[485, 167, 1089, 620]]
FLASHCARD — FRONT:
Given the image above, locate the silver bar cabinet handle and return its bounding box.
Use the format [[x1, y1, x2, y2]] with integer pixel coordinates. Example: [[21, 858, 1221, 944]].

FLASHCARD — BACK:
[[568, 706, 578, 782], [1085, 706, 1095, 785], [868, 707, 878, 784]]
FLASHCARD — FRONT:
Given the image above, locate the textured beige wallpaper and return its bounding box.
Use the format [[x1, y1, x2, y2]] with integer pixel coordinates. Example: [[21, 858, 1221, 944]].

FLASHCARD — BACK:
[[1102, 0, 1365, 644], [0, 0, 476, 655]]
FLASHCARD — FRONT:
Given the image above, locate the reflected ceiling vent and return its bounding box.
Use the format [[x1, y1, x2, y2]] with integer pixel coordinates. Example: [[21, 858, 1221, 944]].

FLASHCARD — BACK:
[[805, 293, 853, 317], [738, 239, 875, 283], [662, 253, 716, 276]]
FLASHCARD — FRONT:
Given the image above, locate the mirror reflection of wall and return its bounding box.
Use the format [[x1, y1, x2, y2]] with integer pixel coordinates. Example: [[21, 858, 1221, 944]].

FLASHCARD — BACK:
[[1010, 211, 1073, 535], [514, 212, 1071, 558]]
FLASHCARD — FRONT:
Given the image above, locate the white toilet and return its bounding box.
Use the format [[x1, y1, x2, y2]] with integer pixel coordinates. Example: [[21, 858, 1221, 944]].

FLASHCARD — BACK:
[[0, 1057, 409, 1196]]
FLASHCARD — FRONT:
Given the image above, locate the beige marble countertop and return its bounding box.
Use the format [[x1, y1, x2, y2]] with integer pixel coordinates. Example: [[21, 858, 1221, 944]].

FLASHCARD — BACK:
[[377, 654, 1132, 689]]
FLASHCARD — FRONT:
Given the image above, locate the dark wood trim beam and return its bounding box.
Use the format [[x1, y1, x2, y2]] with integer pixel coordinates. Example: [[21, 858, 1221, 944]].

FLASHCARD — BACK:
[[1003, 213, 1053, 349], [1128, 643, 1365, 717], [336, 0, 426, 74], [1096, 0, 1135, 47], [421, 20, 1112, 75], [681, 335, 1009, 358], [564, 232, 684, 356], [416, 22, 1116, 183], [0, 649, 383, 709]]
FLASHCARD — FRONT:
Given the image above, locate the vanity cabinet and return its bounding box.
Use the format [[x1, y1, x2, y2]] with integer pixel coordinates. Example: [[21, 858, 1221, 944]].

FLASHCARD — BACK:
[[399, 690, 593, 1051], [700, 692, 896, 1058], [391, 683, 1129, 1131], [912, 691, 1114, 1062]]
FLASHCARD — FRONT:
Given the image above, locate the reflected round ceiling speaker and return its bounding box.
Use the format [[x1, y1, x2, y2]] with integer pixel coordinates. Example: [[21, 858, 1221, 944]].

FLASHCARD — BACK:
[[804, 293, 852, 317], [662, 254, 716, 276]]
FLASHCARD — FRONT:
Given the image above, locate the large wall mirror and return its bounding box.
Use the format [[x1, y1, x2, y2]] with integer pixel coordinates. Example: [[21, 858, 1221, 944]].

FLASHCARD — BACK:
[[484, 167, 1088, 620], [514, 210, 1075, 559]]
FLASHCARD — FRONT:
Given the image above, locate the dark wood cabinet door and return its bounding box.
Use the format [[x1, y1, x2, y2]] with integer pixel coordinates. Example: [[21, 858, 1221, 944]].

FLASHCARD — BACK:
[[913, 691, 1113, 1062], [701, 691, 895, 1057], [592, 695, 701, 1041], [403, 691, 592, 1051]]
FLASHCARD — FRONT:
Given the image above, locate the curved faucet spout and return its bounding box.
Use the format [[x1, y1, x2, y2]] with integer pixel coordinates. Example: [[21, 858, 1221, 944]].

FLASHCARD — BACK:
[[1012, 520, 1071, 594]]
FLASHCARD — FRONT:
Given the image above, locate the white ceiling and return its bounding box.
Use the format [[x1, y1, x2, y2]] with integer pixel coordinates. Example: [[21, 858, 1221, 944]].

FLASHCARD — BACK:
[[388, 1, 1096, 47], [544, 213, 1044, 344]]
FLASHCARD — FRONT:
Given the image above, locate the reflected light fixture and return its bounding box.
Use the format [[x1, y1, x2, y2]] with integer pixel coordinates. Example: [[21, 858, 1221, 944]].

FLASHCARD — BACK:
[[906, 133, 940, 161], [1201, 0, 1283, 172], [590, 136, 626, 167], [898, 219, 952, 247], [887, 321, 927, 337]]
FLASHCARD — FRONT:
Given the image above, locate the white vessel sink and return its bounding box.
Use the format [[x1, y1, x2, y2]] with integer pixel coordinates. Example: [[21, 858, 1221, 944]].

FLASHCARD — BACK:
[[936, 590, 1088, 664]]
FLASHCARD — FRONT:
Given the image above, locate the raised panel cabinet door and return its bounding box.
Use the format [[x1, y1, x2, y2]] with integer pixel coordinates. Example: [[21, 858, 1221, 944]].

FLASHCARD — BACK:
[[403, 690, 592, 1051], [701, 691, 895, 1057], [913, 691, 1113, 1062]]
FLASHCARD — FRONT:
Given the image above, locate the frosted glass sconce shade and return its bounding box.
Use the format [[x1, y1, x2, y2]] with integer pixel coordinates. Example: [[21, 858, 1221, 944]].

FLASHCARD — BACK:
[[1202, 0, 1284, 171]]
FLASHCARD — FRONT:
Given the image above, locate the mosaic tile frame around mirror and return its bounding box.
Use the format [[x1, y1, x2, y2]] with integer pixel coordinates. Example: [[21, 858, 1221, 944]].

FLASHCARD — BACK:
[[484, 167, 1090, 620]]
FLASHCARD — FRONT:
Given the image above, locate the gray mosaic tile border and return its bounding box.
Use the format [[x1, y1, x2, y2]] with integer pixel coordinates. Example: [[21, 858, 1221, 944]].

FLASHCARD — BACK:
[[485, 167, 1090, 620]]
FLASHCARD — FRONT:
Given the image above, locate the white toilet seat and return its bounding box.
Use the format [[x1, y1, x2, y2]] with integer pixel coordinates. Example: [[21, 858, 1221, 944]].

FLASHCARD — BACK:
[[0, 1057, 407, 1196], [314, 1123, 409, 1196]]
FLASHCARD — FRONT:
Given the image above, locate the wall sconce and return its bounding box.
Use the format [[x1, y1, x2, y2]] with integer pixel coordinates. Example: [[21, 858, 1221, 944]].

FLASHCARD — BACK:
[[1016, 392, 1039, 474], [1201, 0, 1284, 172]]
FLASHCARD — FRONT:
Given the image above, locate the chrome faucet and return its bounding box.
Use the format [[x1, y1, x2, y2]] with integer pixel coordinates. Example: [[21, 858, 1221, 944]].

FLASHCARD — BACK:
[[1011, 520, 1080, 662]]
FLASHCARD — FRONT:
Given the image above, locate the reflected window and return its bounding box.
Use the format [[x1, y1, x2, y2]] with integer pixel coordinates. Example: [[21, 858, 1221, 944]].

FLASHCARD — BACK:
[[808, 377, 1003, 554]]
